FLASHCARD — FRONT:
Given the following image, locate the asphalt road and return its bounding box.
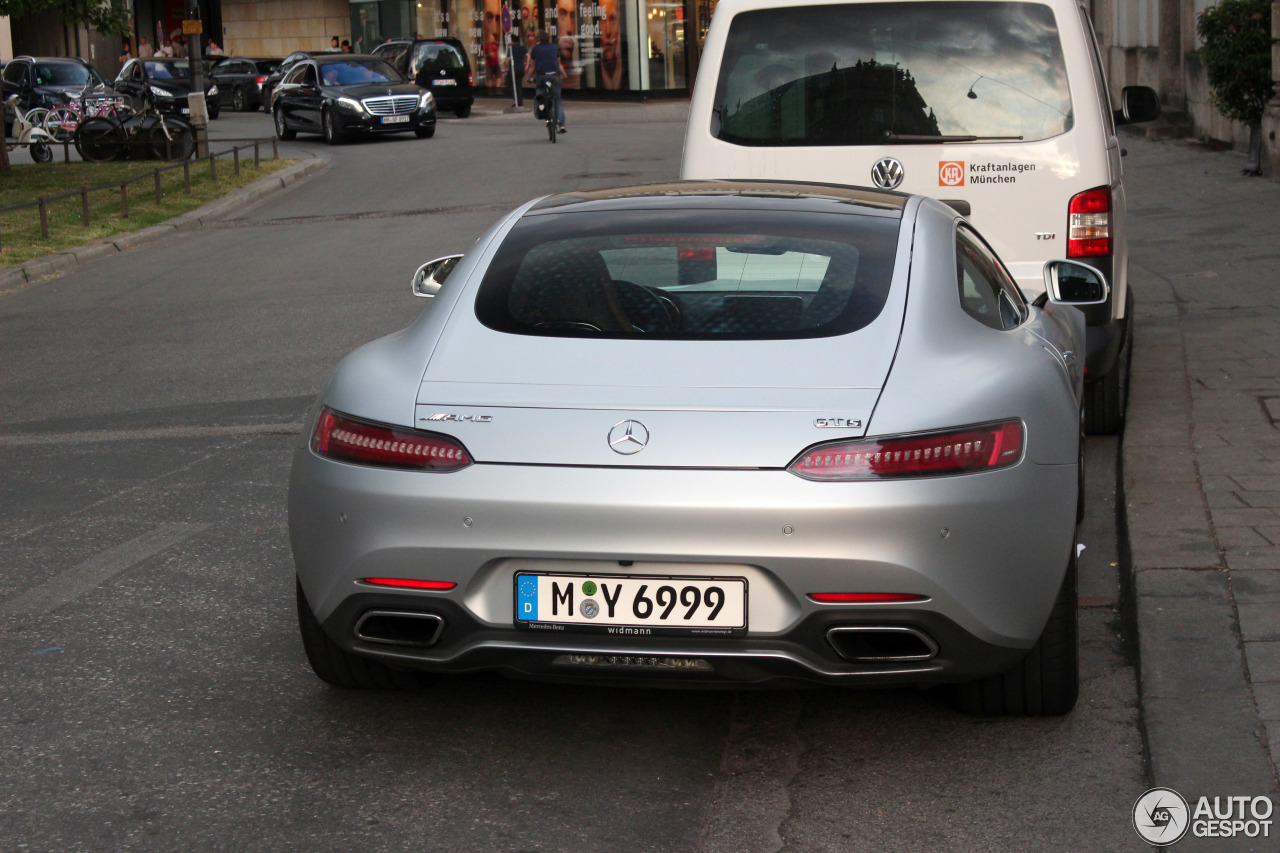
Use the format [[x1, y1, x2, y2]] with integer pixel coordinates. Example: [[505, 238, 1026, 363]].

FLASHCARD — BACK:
[[0, 105, 1148, 851]]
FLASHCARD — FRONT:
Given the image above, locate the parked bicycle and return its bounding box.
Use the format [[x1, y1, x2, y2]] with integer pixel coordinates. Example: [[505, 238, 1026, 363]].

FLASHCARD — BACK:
[[74, 104, 194, 162], [43, 88, 126, 143]]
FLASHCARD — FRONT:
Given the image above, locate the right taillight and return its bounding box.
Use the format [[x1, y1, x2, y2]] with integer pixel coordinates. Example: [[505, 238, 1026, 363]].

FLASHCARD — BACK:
[[311, 408, 472, 471], [1067, 186, 1111, 257], [788, 420, 1024, 480]]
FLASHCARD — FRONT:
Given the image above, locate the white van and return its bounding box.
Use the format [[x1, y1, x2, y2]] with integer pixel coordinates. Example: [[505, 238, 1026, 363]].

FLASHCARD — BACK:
[[681, 0, 1159, 433]]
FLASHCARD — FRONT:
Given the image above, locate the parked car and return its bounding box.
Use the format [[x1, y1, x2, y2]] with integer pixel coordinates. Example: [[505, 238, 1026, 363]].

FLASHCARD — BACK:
[[2, 55, 116, 136], [289, 180, 1107, 715], [681, 0, 1161, 435], [271, 54, 436, 144], [209, 56, 280, 112], [260, 50, 330, 112], [372, 37, 474, 118], [114, 58, 220, 120]]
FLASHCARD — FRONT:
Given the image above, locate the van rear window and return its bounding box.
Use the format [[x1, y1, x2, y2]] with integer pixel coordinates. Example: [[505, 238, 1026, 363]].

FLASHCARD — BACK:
[[475, 210, 899, 340], [713, 2, 1072, 147]]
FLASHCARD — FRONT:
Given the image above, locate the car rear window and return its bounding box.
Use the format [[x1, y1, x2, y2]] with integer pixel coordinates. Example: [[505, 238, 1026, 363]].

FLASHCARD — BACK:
[[712, 2, 1072, 146], [411, 43, 467, 76], [475, 209, 899, 339]]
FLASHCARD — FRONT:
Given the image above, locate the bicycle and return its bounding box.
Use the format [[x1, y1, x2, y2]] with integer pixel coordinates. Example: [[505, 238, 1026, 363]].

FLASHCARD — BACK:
[[74, 104, 194, 163], [535, 75, 558, 144], [43, 88, 126, 143]]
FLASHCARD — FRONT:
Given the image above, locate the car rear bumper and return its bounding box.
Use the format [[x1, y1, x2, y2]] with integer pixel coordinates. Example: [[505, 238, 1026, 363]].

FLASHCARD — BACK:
[[289, 448, 1078, 686]]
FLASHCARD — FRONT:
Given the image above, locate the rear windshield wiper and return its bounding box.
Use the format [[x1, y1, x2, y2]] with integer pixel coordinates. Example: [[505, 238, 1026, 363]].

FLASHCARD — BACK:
[[881, 133, 1025, 143]]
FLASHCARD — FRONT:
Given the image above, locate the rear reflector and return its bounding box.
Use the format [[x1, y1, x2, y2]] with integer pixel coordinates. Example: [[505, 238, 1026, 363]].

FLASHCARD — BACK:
[[809, 593, 928, 603], [1067, 186, 1111, 257], [312, 408, 472, 471], [361, 578, 457, 590], [789, 420, 1023, 480]]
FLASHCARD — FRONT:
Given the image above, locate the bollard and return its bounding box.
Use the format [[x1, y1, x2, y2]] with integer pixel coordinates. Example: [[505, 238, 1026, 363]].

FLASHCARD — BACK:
[[209, 152, 217, 181], [63, 142, 71, 163], [233, 146, 240, 176], [183, 160, 191, 194], [81, 187, 90, 226], [272, 137, 278, 159], [38, 197, 49, 239], [120, 182, 129, 218], [154, 169, 162, 204], [253, 141, 260, 168]]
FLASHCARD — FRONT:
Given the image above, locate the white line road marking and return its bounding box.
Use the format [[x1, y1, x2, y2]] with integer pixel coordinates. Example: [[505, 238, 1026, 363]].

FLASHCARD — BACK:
[[0, 522, 210, 617], [0, 423, 301, 447]]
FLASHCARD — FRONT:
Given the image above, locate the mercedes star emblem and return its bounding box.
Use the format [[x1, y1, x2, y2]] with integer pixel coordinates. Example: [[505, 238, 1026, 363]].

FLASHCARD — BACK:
[[608, 420, 649, 455], [871, 157, 905, 190]]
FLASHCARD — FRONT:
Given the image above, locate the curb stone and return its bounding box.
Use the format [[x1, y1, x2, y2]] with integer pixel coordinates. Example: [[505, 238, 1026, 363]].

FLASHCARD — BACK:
[[0, 153, 327, 290]]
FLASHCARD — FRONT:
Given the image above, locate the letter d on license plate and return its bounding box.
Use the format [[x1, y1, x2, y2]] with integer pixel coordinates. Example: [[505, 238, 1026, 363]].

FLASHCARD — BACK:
[[515, 573, 747, 636]]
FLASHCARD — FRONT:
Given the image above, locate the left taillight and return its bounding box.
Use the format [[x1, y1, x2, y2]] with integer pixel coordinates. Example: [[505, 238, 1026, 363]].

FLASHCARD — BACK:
[[788, 420, 1023, 480], [1067, 186, 1111, 257], [311, 407, 473, 471]]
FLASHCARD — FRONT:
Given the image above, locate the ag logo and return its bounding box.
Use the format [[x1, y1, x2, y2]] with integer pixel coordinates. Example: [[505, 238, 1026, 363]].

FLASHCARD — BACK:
[[939, 161, 965, 187], [1133, 787, 1190, 846]]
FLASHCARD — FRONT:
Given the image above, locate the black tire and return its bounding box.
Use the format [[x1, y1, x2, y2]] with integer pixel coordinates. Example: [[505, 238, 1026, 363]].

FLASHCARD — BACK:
[[455, 104, 471, 118], [415, 125, 435, 139], [29, 142, 53, 163], [208, 103, 220, 120], [274, 106, 295, 140], [147, 118, 195, 161], [1083, 365, 1122, 435], [953, 553, 1079, 716], [232, 87, 247, 112], [322, 107, 343, 145], [74, 116, 124, 162], [548, 118, 556, 143], [296, 578, 431, 689]]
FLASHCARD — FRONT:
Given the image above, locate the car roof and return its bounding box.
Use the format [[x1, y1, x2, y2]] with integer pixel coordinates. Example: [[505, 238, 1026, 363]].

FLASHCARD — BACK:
[[528, 180, 909, 217], [20, 56, 91, 64], [313, 54, 387, 64]]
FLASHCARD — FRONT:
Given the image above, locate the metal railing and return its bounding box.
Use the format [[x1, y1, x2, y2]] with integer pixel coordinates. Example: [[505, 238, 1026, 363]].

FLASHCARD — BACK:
[[0, 137, 280, 253]]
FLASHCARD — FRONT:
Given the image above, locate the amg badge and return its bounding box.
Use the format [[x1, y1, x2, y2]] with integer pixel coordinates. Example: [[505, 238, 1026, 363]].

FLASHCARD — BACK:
[[421, 413, 493, 423]]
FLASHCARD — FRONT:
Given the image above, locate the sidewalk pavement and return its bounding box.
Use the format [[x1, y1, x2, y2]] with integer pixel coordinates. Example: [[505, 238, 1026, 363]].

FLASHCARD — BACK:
[[1122, 130, 1280, 848]]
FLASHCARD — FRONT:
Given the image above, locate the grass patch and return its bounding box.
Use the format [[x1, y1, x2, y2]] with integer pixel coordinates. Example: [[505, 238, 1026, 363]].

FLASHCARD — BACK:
[[0, 153, 296, 267]]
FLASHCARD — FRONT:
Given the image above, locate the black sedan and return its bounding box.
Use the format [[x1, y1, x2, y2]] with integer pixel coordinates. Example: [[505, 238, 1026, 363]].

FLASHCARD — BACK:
[[259, 50, 329, 112], [114, 58, 220, 120], [271, 55, 435, 144], [209, 57, 280, 112]]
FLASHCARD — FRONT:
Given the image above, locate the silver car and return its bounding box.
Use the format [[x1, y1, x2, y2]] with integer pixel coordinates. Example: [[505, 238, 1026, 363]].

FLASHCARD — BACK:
[[289, 181, 1106, 715]]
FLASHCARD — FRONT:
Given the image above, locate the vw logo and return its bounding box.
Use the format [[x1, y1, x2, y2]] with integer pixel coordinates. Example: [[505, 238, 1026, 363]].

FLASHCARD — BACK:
[[608, 420, 649, 455], [870, 157, 905, 190]]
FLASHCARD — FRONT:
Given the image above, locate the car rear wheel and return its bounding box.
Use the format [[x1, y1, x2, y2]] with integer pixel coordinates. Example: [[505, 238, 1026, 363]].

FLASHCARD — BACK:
[[296, 579, 433, 689], [274, 106, 295, 140], [953, 551, 1079, 716]]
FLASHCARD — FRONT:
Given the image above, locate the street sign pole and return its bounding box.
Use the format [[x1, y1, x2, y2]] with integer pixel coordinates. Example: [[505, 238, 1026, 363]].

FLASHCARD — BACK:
[[503, 2, 518, 108], [185, 2, 209, 158]]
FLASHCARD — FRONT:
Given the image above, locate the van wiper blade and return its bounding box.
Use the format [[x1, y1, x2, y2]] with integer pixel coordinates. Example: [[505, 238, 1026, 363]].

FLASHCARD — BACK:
[[881, 132, 1025, 143]]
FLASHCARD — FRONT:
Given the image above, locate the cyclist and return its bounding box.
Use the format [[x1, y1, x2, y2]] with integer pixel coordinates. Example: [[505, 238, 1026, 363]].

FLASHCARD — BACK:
[[529, 30, 566, 134]]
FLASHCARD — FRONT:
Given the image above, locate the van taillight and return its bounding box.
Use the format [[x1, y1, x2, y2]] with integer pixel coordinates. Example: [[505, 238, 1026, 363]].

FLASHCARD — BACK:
[[311, 408, 472, 471], [788, 421, 1024, 480], [468, 71, 474, 86], [1067, 187, 1111, 257]]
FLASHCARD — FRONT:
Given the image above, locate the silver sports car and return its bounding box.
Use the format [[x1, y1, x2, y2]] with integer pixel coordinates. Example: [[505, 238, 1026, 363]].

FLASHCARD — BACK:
[[289, 181, 1108, 715]]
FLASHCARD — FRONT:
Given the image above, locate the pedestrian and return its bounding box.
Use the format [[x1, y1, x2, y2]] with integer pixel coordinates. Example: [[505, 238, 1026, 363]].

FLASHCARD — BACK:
[[138, 36, 154, 58], [341, 39, 352, 53], [329, 35, 341, 52], [206, 39, 224, 56], [119, 39, 134, 65], [530, 29, 566, 133], [506, 30, 528, 106]]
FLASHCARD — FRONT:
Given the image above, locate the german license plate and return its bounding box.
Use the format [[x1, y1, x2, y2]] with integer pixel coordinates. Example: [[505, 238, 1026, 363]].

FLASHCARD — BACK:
[[381, 115, 409, 124], [515, 573, 747, 636], [180, 108, 190, 114], [433, 79, 457, 86]]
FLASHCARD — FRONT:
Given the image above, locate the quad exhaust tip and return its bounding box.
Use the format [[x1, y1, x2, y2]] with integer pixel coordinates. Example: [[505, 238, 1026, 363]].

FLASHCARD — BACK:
[[355, 611, 445, 647], [826, 625, 938, 663]]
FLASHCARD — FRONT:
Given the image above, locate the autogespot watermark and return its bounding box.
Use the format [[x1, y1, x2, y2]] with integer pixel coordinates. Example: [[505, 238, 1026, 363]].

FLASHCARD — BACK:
[[1132, 787, 1275, 845]]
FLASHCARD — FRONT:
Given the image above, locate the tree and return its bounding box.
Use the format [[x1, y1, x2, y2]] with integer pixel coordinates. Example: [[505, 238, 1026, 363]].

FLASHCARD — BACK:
[[1197, 0, 1275, 173], [0, 0, 130, 172]]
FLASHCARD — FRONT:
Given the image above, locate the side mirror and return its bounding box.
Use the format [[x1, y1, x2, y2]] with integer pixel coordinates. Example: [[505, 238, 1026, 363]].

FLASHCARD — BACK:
[[1113, 86, 1160, 126], [1042, 260, 1109, 306], [411, 254, 463, 298]]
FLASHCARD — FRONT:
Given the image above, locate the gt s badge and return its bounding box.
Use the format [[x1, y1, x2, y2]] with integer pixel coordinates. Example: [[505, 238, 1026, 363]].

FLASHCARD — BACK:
[[421, 413, 493, 423], [814, 418, 862, 429]]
